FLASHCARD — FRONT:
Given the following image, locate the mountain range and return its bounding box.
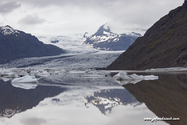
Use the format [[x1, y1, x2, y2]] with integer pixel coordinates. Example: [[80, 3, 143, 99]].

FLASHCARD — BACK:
[[38, 24, 141, 52], [0, 25, 65, 64], [83, 24, 141, 51], [107, 0, 187, 70]]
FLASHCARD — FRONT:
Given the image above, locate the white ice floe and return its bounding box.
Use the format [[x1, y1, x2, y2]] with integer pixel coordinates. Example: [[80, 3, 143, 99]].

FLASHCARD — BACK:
[[11, 75, 38, 83], [113, 71, 159, 85], [11, 75, 38, 90], [11, 82, 37, 90], [0, 69, 15, 82], [0, 69, 15, 78]]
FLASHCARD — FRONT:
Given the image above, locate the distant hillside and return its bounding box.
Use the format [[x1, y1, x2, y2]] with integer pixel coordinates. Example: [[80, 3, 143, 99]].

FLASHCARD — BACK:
[[84, 24, 141, 51], [0, 25, 65, 64], [107, 0, 187, 70]]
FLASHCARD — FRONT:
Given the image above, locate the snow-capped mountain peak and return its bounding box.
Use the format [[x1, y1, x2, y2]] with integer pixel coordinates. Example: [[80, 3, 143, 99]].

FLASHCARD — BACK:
[[103, 23, 110, 32], [0, 25, 20, 35], [84, 24, 141, 51], [94, 23, 112, 36]]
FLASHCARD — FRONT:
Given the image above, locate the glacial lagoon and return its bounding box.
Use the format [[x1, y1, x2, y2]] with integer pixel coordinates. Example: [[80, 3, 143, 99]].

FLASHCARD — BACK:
[[0, 70, 185, 125]]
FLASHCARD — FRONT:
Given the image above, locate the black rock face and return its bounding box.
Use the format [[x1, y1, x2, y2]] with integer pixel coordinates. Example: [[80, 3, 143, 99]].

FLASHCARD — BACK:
[[84, 24, 141, 51], [0, 25, 65, 64], [107, 1, 187, 70]]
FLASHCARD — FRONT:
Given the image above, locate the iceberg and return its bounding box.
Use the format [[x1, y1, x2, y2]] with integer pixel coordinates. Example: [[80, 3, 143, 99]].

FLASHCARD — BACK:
[[0, 70, 15, 78], [113, 71, 131, 80], [11, 82, 37, 90], [113, 71, 158, 85], [11, 75, 38, 90], [11, 75, 38, 83]]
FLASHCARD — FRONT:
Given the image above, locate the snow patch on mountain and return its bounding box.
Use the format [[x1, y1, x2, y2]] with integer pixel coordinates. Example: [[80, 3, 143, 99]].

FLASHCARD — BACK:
[[0, 25, 20, 35], [103, 23, 110, 31]]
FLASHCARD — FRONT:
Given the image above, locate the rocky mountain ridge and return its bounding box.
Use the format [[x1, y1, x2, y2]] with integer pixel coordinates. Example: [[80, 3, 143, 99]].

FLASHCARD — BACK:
[[0, 25, 65, 64]]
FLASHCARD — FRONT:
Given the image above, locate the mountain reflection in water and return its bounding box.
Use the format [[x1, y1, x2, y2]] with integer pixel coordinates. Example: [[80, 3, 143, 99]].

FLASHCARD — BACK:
[[124, 73, 187, 125], [0, 72, 170, 125], [85, 89, 138, 115]]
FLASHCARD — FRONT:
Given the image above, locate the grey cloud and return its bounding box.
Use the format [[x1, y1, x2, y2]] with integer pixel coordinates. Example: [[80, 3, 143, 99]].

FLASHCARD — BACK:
[[20, 117, 47, 125], [14, 0, 184, 35], [0, 1, 21, 14], [18, 0, 183, 27], [18, 14, 46, 25], [18, 0, 124, 7]]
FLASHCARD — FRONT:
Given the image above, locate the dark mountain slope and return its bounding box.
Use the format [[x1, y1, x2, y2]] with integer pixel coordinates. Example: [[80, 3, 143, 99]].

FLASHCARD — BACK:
[[107, 1, 187, 70], [0, 25, 65, 64]]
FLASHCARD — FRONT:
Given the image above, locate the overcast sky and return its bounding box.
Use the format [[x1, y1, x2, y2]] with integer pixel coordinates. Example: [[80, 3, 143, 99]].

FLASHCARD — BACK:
[[0, 0, 184, 36]]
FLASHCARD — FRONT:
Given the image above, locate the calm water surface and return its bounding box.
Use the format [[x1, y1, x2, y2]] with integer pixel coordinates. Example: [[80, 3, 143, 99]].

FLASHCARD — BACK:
[[0, 72, 186, 125]]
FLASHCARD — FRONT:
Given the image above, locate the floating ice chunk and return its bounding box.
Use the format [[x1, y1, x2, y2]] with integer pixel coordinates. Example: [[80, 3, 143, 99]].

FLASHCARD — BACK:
[[129, 74, 144, 80], [12, 75, 38, 83], [1, 70, 15, 78], [16, 70, 29, 78], [11, 82, 37, 90], [11, 75, 38, 90], [113, 71, 159, 85], [113, 71, 131, 80], [143, 75, 159, 80], [37, 71, 51, 77]]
